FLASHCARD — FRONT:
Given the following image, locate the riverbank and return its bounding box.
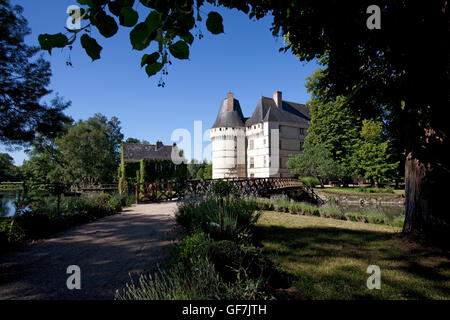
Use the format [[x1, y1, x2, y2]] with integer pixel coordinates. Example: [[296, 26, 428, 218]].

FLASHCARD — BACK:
[[0, 193, 135, 255], [253, 198, 404, 228], [314, 188, 405, 207]]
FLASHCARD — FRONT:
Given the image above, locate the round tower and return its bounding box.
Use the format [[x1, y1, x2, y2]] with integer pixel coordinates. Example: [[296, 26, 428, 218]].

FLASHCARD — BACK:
[[210, 92, 247, 179]]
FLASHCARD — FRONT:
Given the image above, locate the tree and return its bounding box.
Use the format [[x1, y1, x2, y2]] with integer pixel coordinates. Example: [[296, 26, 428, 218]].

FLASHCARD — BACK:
[[305, 69, 361, 182], [0, 0, 70, 145], [125, 137, 140, 143], [195, 167, 204, 180], [0, 153, 17, 181], [287, 143, 341, 187], [187, 159, 199, 180], [352, 120, 399, 187], [40, 1, 449, 237], [204, 163, 212, 180], [57, 114, 124, 185]]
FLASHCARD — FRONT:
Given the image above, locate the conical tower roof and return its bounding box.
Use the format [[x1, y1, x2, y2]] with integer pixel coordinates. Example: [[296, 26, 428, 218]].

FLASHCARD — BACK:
[[212, 93, 246, 128]]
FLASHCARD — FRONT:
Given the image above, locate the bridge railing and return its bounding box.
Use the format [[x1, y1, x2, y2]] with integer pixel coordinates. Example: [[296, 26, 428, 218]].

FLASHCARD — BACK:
[[135, 178, 302, 203]]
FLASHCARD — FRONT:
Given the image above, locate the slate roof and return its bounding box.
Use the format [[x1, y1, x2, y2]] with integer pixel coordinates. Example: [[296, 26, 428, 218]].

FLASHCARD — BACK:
[[245, 97, 310, 127], [212, 97, 246, 128], [122, 143, 174, 162]]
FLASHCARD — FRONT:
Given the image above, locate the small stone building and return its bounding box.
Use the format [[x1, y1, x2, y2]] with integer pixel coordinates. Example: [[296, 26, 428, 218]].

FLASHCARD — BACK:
[[118, 141, 186, 193]]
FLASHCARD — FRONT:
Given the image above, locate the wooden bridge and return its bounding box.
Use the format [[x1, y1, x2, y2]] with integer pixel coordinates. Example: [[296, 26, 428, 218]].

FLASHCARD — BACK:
[[135, 178, 302, 203]]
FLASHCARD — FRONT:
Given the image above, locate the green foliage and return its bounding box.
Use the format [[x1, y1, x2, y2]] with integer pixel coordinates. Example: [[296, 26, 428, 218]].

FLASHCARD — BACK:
[[176, 198, 259, 243], [305, 70, 361, 180], [355, 187, 395, 194], [211, 180, 235, 198], [299, 176, 319, 190], [0, 193, 131, 252], [119, 7, 138, 27], [23, 113, 123, 188], [253, 198, 404, 227], [187, 159, 211, 180], [206, 11, 224, 34], [117, 230, 289, 300], [0, 154, 21, 182], [352, 120, 399, 186], [80, 34, 102, 61], [168, 40, 189, 60], [116, 256, 227, 300], [38, 33, 68, 54], [287, 143, 341, 185], [195, 167, 204, 180], [1, 0, 71, 146], [138, 159, 187, 182]]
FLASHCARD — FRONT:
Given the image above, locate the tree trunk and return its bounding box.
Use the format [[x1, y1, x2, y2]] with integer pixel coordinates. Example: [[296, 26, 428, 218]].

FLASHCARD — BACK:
[[403, 150, 449, 241]]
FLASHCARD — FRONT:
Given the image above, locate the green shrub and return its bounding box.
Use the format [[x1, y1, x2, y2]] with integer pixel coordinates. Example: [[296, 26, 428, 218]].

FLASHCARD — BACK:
[[116, 256, 227, 300], [356, 187, 395, 194], [344, 212, 360, 222], [170, 231, 211, 263], [300, 176, 320, 190], [320, 203, 345, 219], [117, 238, 288, 300], [390, 215, 405, 228], [364, 209, 388, 224], [176, 198, 259, 243]]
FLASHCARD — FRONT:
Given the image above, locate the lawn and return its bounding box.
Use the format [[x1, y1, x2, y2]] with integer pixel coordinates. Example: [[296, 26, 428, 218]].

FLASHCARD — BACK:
[[256, 211, 450, 300], [317, 187, 404, 196]]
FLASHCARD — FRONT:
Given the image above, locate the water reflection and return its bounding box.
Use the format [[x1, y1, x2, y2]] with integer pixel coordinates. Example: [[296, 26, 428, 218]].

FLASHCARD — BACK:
[[0, 191, 17, 218]]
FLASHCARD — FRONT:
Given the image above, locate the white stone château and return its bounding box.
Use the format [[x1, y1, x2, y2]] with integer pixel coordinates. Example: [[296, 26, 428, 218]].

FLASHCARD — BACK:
[[210, 91, 310, 179]]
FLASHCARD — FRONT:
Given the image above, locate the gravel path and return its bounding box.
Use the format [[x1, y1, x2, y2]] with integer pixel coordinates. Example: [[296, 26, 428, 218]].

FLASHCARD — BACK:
[[0, 202, 179, 300]]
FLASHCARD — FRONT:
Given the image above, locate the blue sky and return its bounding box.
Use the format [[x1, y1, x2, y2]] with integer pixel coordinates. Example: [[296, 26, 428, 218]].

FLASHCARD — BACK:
[[4, 0, 318, 165]]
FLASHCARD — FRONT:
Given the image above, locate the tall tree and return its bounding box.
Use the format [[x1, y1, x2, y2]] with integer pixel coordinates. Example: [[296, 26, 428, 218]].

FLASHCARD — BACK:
[[57, 114, 124, 185], [0, 153, 16, 181], [40, 1, 449, 238], [305, 69, 361, 182], [352, 120, 399, 186], [0, 0, 70, 145]]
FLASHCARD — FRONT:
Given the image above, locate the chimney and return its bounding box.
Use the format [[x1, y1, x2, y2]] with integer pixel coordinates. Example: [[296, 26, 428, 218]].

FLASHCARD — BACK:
[[227, 92, 234, 111], [273, 91, 282, 109], [156, 141, 163, 150]]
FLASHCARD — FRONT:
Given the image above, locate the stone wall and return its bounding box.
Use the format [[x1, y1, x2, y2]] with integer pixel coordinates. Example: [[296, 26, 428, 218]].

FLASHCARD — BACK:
[[315, 190, 405, 206]]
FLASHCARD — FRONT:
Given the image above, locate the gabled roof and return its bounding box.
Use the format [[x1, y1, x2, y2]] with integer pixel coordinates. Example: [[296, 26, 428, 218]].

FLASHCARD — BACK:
[[122, 143, 173, 162], [212, 97, 246, 128], [245, 97, 310, 127]]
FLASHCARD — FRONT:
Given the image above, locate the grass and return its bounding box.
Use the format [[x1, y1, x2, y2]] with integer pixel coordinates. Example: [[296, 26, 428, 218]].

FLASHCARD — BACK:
[[319, 187, 404, 196], [253, 198, 404, 227], [256, 211, 450, 300]]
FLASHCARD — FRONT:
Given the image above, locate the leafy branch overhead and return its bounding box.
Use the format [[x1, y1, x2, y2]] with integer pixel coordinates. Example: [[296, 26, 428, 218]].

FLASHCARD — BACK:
[[38, 0, 229, 80]]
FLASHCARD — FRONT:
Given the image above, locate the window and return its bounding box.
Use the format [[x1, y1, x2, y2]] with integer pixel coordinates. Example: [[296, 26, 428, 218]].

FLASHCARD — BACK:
[[250, 157, 254, 168], [300, 141, 304, 151], [250, 173, 255, 179], [264, 156, 267, 167], [300, 128, 305, 135], [264, 139, 266, 145], [249, 140, 254, 150]]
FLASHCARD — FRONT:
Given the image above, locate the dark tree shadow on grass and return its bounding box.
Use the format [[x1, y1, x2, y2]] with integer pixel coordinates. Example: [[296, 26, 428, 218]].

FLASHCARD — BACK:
[[256, 225, 450, 300]]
